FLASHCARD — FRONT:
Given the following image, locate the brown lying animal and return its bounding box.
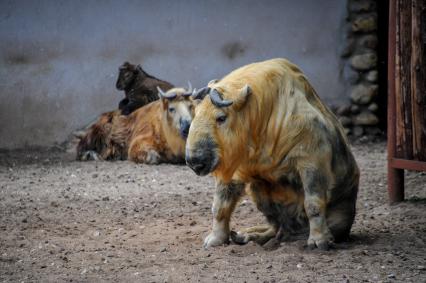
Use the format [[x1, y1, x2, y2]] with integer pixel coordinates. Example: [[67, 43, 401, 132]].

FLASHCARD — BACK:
[[77, 86, 194, 164], [116, 62, 174, 115], [186, 58, 359, 250], [76, 110, 123, 161]]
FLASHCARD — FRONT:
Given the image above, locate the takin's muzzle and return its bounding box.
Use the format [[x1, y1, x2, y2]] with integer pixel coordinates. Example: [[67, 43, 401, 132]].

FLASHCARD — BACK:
[[179, 118, 191, 139], [185, 138, 219, 176]]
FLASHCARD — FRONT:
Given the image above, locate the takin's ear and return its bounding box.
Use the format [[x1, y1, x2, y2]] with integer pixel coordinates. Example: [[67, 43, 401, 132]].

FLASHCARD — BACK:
[[190, 96, 203, 106], [159, 95, 169, 110], [233, 84, 252, 111], [121, 61, 131, 68]]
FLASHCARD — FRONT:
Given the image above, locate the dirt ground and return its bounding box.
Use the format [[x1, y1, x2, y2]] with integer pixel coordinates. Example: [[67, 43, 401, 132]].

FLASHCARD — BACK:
[[0, 141, 425, 283]]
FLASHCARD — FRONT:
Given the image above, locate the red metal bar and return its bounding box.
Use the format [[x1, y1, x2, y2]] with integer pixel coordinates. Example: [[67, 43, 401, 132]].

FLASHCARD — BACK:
[[390, 158, 426, 171], [388, 0, 405, 203]]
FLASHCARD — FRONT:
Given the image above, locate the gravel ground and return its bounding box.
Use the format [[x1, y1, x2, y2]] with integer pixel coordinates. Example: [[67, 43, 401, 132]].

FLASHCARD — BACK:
[[0, 141, 425, 283]]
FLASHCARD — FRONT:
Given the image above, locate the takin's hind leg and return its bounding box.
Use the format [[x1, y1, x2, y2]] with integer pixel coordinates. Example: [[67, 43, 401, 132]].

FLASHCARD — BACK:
[[230, 224, 276, 246], [241, 224, 271, 234], [327, 198, 357, 243], [300, 167, 334, 250]]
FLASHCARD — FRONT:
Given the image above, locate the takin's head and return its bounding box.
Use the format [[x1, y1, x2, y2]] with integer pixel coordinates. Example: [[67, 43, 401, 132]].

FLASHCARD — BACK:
[[157, 82, 195, 140], [185, 80, 252, 177], [116, 62, 144, 90]]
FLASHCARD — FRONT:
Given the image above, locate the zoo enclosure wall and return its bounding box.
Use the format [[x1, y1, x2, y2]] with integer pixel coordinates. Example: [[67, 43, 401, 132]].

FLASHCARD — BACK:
[[0, 0, 348, 149]]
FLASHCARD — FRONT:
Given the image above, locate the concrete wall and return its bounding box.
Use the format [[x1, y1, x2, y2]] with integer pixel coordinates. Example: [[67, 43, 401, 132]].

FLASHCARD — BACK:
[[0, 0, 346, 149]]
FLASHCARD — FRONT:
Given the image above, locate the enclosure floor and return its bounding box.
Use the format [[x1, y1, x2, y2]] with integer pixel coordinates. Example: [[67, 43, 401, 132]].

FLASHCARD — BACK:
[[0, 142, 425, 283]]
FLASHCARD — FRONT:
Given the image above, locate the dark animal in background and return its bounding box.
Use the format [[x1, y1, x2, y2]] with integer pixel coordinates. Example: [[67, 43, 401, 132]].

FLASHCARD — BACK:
[[116, 62, 174, 115]]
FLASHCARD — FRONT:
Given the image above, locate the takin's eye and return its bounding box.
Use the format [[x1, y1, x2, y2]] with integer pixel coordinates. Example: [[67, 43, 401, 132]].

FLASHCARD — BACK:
[[216, 114, 227, 125], [168, 107, 176, 113]]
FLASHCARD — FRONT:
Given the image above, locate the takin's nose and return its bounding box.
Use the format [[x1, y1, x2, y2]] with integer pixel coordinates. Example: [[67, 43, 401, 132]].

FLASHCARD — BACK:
[[185, 155, 209, 176], [179, 119, 191, 139]]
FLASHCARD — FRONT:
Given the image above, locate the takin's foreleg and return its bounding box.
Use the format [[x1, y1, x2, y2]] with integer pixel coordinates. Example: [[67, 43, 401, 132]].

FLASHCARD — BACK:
[[128, 137, 162, 164], [300, 167, 334, 250], [118, 98, 129, 110], [203, 181, 245, 249]]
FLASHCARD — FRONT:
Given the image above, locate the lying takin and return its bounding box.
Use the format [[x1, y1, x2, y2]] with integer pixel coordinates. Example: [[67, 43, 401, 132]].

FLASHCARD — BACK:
[[76, 110, 123, 161], [116, 62, 174, 115], [186, 58, 359, 250], [77, 85, 194, 164]]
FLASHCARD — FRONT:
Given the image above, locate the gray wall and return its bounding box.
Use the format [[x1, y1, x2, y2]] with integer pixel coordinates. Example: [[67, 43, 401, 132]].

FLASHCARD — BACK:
[[0, 0, 346, 149]]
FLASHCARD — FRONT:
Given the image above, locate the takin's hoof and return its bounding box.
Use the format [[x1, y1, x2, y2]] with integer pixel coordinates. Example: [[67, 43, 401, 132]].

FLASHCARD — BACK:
[[144, 150, 161, 164], [80, 151, 101, 161], [306, 234, 335, 251], [230, 230, 249, 245], [203, 231, 230, 249]]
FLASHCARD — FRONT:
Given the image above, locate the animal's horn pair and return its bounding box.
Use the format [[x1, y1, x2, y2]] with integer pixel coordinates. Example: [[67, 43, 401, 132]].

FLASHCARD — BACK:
[[157, 86, 177, 100], [157, 81, 193, 99], [192, 87, 233, 108]]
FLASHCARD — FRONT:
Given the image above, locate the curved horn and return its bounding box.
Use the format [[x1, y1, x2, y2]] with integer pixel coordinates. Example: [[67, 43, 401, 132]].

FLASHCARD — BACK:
[[208, 79, 219, 86], [157, 86, 177, 100], [192, 87, 210, 100], [209, 89, 233, 107], [182, 81, 193, 97]]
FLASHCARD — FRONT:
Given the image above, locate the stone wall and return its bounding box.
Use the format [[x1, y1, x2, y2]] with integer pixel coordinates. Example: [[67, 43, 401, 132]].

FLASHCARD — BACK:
[[338, 0, 381, 137]]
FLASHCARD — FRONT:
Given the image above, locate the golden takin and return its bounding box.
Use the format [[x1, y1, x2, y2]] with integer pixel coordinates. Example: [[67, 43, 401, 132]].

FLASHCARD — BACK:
[[77, 85, 194, 164], [186, 58, 359, 250]]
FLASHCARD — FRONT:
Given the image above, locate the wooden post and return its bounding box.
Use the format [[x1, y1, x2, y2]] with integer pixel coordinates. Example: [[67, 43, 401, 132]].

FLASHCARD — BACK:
[[411, 0, 426, 161], [388, 0, 405, 203], [395, 0, 413, 160]]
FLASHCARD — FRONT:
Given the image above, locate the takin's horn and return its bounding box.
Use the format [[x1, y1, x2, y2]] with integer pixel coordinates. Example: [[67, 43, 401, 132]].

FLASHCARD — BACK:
[[208, 79, 219, 86], [157, 86, 177, 100], [182, 81, 193, 97], [209, 89, 233, 107], [192, 86, 210, 100]]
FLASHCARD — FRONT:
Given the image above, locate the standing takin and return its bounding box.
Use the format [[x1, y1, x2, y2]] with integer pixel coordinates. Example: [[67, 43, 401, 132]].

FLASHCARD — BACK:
[[186, 58, 359, 250], [77, 85, 194, 164], [116, 62, 174, 115]]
